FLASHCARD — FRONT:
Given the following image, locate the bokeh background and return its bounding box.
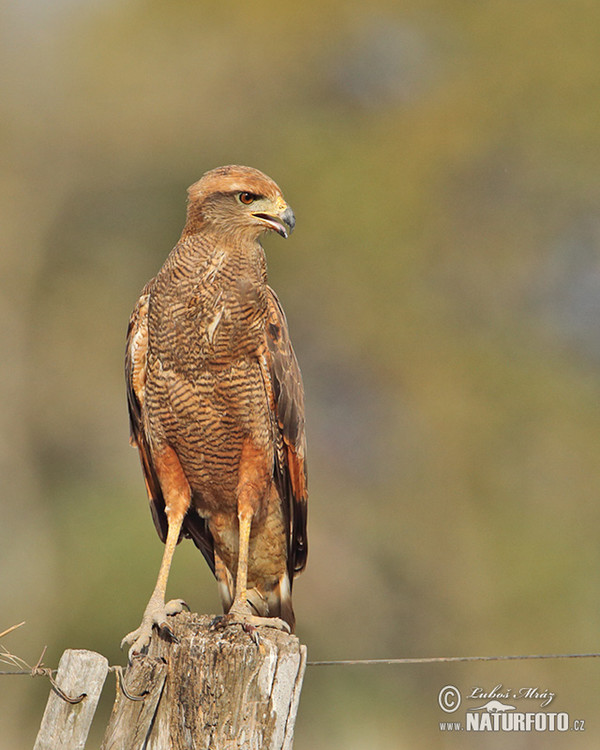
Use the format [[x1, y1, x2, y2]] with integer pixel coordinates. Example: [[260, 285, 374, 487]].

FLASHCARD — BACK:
[[2, 1, 600, 747]]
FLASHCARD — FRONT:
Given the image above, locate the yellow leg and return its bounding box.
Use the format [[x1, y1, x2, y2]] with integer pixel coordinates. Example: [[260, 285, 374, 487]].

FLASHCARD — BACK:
[[220, 438, 290, 632], [150, 509, 185, 607], [121, 509, 188, 660], [122, 446, 191, 659], [231, 510, 253, 613]]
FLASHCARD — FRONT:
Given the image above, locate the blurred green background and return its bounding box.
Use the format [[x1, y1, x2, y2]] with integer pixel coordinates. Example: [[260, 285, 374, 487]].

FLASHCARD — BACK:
[[2, 1, 600, 747]]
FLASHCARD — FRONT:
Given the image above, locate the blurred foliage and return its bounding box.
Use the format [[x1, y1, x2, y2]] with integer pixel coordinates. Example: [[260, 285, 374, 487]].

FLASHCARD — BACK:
[[2, 0, 600, 747]]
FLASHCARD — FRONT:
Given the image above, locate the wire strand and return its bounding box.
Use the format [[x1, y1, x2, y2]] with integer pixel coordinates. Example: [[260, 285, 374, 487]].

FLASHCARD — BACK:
[[2, 652, 599, 675], [307, 652, 600, 666]]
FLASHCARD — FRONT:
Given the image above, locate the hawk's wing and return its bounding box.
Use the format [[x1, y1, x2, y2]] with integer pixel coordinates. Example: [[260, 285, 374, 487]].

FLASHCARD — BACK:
[[125, 283, 168, 541], [265, 287, 308, 581], [125, 282, 215, 572]]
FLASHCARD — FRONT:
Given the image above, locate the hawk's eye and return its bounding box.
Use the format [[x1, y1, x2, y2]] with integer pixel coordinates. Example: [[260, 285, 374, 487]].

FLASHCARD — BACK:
[[239, 192, 257, 205]]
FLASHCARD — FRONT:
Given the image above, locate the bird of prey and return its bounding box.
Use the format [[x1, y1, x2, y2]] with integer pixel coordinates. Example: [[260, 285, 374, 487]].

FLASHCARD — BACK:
[[122, 166, 308, 657]]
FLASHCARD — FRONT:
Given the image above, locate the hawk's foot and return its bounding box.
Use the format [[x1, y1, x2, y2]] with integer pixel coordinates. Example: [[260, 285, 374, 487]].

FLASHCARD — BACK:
[[121, 597, 188, 662], [211, 604, 290, 635]]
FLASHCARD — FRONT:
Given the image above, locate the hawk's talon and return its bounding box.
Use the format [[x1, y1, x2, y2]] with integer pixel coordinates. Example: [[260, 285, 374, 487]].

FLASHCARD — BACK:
[[121, 597, 187, 662], [242, 622, 262, 647], [209, 614, 227, 630], [165, 598, 189, 615], [159, 622, 178, 644]]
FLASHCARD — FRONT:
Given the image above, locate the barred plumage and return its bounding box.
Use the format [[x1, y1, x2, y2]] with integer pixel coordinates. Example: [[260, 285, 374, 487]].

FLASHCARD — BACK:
[[122, 166, 307, 658]]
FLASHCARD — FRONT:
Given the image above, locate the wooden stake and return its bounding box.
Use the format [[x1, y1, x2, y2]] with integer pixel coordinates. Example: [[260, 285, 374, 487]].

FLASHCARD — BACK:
[[102, 612, 307, 750], [34, 649, 109, 750]]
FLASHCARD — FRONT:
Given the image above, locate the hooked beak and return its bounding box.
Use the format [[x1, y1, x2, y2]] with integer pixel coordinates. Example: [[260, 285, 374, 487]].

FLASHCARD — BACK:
[[252, 205, 296, 239]]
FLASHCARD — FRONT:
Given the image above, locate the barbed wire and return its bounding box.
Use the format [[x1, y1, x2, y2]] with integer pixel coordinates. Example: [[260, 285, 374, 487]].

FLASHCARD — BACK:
[[3, 621, 600, 681]]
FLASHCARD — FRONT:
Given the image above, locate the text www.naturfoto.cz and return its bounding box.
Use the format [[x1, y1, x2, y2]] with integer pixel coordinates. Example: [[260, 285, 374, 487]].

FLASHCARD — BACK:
[[440, 712, 586, 732]]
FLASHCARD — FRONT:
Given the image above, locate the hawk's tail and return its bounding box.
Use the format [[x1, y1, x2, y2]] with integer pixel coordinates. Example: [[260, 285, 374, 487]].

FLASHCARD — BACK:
[[248, 573, 296, 633]]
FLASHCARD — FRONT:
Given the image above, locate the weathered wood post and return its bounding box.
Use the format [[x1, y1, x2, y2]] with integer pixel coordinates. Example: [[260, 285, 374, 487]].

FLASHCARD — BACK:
[[102, 612, 307, 750], [33, 649, 109, 750]]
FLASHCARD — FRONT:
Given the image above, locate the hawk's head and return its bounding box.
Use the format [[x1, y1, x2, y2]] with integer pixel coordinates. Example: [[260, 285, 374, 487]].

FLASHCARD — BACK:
[[185, 165, 295, 240]]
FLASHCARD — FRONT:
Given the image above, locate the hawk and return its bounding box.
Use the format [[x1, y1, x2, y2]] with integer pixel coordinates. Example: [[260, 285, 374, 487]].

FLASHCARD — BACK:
[[122, 166, 308, 657]]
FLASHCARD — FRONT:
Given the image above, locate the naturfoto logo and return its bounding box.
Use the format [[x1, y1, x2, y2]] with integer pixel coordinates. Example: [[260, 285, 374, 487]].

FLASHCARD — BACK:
[[437, 684, 586, 734]]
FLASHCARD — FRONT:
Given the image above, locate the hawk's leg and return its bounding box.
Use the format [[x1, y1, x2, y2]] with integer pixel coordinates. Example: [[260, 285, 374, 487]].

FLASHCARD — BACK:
[[121, 446, 191, 660], [224, 439, 289, 633], [228, 508, 253, 617], [223, 509, 287, 634]]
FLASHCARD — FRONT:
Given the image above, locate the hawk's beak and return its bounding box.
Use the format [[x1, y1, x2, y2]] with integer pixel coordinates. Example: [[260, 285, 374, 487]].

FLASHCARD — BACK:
[[253, 205, 296, 239], [280, 206, 296, 236]]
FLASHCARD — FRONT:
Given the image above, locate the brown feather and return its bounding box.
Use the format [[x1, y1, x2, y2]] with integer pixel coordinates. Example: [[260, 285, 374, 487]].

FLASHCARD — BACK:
[[125, 165, 307, 629], [264, 288, 308, 578]]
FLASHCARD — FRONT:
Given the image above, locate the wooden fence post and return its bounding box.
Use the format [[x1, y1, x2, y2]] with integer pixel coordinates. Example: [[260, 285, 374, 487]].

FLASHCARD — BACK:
[[33, 648, 109, 750], [102, 612, 307, 750]]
